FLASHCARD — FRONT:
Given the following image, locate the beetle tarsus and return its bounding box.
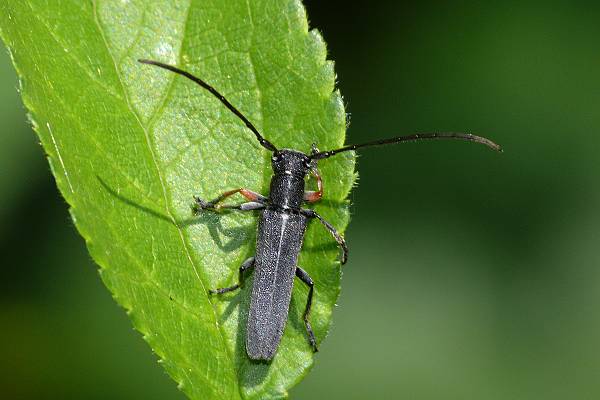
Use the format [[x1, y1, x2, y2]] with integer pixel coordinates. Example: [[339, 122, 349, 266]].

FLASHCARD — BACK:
[[209, 285, 240, 295], [296, 266, 318, 352], [301, 209, 348, 264], [192, 195, 212, 211]]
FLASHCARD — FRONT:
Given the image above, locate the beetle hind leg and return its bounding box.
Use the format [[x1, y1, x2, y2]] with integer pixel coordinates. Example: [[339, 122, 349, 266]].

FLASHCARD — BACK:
[[296, 266, 318, 352], [209, 257, 255, 295]]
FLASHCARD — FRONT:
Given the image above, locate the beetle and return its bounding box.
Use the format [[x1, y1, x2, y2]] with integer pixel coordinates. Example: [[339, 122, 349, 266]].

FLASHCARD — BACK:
[[139, 59, 501, 361]]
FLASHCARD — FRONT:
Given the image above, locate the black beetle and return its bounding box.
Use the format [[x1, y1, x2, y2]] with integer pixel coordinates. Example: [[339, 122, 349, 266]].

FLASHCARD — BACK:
[[139, 59, 501, 361]]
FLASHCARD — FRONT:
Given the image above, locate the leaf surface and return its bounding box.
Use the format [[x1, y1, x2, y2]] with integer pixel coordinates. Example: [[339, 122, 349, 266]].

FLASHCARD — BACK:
[[0, 0, 355, 398]]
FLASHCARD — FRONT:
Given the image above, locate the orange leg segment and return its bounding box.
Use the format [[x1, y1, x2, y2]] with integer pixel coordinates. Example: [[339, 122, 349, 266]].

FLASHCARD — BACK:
[[194, 188, 267, 211], [304, 167, 323, 203]]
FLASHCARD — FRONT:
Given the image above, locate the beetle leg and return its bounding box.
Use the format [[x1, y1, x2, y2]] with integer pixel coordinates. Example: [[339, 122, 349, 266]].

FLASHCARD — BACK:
[[301, 209, 348, 264], [303, 166, 323, 203], [206, 201, 265, 211], [193, 198, 265, 214], [194, 188, 267, 214], [304, 145, 323, 203], [310, 143, 320, 158], [295, 266, 318, 352], [194, 188, 267, 211], [209, 257, 255, 295]]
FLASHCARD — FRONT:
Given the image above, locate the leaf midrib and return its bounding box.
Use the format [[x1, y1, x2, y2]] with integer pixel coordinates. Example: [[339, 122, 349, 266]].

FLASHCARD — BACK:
[[89, 0, 241, 397], [20, 0, 234, 390]]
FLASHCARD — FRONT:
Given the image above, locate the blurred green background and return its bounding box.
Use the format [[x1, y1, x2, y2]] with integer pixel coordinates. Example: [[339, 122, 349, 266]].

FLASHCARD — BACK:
[[2, 0, 600, 398]]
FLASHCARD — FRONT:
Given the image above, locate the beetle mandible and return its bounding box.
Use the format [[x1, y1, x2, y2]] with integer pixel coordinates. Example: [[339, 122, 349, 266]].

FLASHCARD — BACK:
[[139, 59, 501, 361]]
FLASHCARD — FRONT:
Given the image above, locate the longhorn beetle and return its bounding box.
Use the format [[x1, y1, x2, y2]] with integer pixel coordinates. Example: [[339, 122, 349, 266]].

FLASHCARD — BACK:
[[139, 59, 501, 361]]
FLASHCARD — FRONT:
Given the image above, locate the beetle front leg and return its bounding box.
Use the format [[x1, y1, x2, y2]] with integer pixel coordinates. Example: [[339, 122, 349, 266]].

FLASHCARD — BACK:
[[296, 266, 318, 352], [209, 257, 255, 295], [193, 188, 267, 213], [304, 144, 323, 203], [195, 200, 265, 214], [303, 165, 323, 203], [301, 209, 348, 264]]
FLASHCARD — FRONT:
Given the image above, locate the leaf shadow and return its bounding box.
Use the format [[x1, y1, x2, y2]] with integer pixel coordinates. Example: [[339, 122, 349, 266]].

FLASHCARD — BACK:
[[287, 294, 307, 344], [97, 176, 252, 253]]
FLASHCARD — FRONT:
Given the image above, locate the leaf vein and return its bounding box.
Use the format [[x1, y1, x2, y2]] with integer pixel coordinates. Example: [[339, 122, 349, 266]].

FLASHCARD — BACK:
[[92, 0, 240, 396]]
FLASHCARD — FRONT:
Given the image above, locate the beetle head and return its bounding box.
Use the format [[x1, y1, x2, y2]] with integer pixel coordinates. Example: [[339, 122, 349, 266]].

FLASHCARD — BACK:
[[271, 149, 311, 177]]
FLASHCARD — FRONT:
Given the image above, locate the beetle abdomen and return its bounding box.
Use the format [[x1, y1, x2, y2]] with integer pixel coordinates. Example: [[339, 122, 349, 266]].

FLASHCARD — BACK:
[[246, 209, 308, 360]]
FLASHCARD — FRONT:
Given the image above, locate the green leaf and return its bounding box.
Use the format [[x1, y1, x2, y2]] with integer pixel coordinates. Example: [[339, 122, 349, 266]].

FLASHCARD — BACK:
[[0, 0, 355, 398]]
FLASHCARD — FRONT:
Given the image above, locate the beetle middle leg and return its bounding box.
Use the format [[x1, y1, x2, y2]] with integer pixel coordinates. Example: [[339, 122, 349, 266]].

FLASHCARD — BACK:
[[295, 266, 318, 352], [194, 188, 267, 211], [209, 257, 255, 295], [301, 209, 348, 264]]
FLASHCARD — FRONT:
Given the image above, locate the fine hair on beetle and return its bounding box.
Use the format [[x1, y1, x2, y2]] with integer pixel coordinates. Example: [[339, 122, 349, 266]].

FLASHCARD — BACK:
[[139, 59, 501, 361]]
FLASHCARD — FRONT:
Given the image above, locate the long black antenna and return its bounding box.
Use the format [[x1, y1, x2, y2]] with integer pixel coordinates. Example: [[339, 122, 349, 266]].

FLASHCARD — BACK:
[[310, 132, 502, 160], [138, 59, 278, 152]]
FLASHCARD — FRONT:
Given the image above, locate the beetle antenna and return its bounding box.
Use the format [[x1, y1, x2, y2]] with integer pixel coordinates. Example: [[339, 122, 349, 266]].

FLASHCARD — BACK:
[[138, 59, 278, 152], [310, 132, 502, 160]]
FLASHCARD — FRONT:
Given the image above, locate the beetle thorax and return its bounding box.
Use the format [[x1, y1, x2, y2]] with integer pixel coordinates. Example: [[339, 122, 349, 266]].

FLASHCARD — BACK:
[[268, 149, 310, 210]]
